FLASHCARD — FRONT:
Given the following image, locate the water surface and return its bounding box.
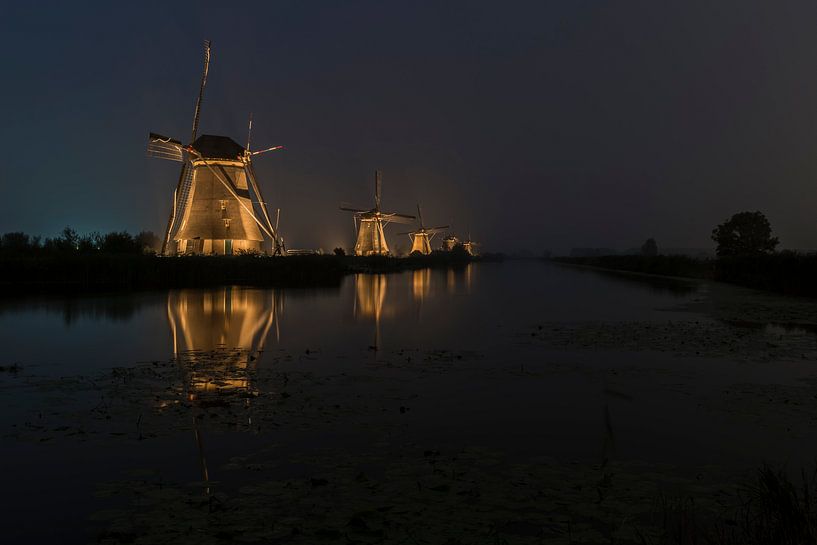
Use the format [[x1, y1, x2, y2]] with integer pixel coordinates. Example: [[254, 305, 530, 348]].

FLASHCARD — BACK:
[[2, 262, 816, 543]]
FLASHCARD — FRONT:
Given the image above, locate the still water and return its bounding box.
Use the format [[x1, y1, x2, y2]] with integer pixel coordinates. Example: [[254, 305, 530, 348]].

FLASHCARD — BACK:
[[0, 262, 692, 375], [1, 262, 815, 542]]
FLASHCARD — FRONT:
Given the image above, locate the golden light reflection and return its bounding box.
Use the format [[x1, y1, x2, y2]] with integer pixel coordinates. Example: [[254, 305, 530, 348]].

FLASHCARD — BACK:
[[353, 274, 388, 321], [445, 264, 474, 295], [412, 269, 430, 302], [353, 274, 389, 349], [166, 287, 283, 394]]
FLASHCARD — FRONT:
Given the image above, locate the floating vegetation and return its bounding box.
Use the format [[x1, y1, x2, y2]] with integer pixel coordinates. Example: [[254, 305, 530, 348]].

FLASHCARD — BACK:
[[525, 319, 817, 363], [3, 329, 816, 544]]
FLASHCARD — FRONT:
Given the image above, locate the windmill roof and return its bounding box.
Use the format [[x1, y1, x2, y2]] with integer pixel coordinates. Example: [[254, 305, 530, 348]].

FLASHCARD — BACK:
[[192, 135, 245, 160]]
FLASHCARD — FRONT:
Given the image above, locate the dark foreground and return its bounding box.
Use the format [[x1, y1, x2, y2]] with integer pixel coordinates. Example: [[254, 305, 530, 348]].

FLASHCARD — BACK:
[[8, 350, 815, 544]]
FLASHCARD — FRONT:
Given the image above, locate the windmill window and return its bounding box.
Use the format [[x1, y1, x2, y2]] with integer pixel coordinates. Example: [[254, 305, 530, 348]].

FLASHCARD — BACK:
[[224, 218, 231, 228], [219, 200, 227, 211]]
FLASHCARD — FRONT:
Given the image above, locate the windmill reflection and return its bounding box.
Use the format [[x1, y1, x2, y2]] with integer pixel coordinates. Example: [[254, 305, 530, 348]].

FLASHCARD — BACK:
[[412, 269, 431, 302], [353, 274, 389, 350], [445, 263, 474, 294], [165, 287, 283, 494], [166, 287, 283, 396]]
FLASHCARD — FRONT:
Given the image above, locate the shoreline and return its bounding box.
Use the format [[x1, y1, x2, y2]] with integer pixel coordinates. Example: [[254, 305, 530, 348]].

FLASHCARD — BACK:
[[550, 254, 817, 298], [0, 253, 499, 295]]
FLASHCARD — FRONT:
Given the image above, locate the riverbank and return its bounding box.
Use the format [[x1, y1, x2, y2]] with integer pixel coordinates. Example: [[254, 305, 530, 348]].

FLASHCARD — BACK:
[[551, 253, 817, 298], [0, 253, 492, 294]]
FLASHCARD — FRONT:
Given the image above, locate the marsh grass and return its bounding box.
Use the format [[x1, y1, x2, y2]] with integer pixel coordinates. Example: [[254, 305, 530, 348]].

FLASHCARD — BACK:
[[644, 464, 817, 545]]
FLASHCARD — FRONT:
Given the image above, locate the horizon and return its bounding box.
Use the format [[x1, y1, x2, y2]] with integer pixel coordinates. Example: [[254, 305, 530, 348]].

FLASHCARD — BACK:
[[3, 1, 817, 253]]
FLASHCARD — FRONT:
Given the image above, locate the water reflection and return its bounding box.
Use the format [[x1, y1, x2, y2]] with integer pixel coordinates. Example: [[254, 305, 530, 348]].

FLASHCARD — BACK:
[[412, 269, 430, 302], [167, 287, 282, 356], [166, 287, 283, 395], [353, 274, 389, 349], [446, 263, 473, 294], [0, 293, 158, 324]]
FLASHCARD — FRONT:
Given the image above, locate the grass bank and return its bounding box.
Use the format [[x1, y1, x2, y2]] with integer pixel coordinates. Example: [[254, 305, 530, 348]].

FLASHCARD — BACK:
[[0, 252, 489, 294], [552, 253, 817, 298]]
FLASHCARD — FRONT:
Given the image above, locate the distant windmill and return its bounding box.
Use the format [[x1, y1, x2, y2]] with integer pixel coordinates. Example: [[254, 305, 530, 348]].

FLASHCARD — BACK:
[[147, 41, 284, 255], [441, 234, 460, 252], [398, 204, 449, 255], [340, 171, 415, 256], [462, 233, 480, 256]]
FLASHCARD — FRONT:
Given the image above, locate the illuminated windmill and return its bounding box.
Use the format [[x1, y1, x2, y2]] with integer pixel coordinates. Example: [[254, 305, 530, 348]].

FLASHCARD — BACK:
[[147, 41, 284, 255], [441, 234, 460, 251], [340, 171, 415, 256], [462, 234, 480, 256], [398, 204, 449, 255]]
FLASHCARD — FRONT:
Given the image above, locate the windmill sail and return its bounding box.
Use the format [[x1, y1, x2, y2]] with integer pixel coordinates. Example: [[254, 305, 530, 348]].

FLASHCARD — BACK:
[[161, 41, 212, 255], [147, 133, 184, 161]]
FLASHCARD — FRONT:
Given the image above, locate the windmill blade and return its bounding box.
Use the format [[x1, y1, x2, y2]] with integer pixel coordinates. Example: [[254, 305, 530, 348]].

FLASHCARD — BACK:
[[250, 145, 284, 156], [426, 225, 450, 233], [245, 162, 277, 239], [147, 133, 184, 162], [374, 170, 382, 212], [382, 212, 416, 224], [246, 113, 253, 150], [190, 40, 211, 142], [339, 206, 368, 213], [161, 159, 195, 253], [416, 204, 424, 229], [396, 230, 416, 236]]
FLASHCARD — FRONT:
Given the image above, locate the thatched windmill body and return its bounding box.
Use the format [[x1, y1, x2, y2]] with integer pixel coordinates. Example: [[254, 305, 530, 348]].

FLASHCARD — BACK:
[[148, 41, 284, 255], [398, 205, 448, 255], [462, 235, 480, 256], [340, 171, 414, 256], [441, 234, 460, 252]]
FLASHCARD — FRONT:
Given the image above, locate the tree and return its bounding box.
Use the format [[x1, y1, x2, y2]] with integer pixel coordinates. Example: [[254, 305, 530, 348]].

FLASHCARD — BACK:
[[640, 238, 658, 257], [333, 247, 346, 256], [711, 211, 779, 257], [1, 232, 31, 254], [101, 231, 138, 253]]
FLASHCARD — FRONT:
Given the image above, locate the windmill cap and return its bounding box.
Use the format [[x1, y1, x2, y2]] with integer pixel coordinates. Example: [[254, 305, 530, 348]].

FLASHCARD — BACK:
[[192, 134, 245, 160]]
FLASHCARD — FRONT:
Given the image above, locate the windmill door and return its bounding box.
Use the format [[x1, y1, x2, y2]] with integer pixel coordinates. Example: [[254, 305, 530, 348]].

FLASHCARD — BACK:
[[225, 240, 233, 255]]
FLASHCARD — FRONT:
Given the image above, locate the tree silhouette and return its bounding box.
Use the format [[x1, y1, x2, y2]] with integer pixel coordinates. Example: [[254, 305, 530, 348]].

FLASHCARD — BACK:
[[711, 211, 779, 257], [641, 238, 658, 256]]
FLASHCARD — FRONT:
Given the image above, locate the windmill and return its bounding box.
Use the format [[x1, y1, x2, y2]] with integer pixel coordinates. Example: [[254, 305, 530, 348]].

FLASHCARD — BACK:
[[340, 171, 415, 256], [148, 41, 284, 255], [462, 233, 480, 256], [398, 204, 448, 255], [441, 234, 460, 252]]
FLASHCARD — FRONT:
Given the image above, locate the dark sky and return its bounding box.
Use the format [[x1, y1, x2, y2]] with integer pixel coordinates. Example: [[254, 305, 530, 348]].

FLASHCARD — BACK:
[[3, 1, 817, 253]]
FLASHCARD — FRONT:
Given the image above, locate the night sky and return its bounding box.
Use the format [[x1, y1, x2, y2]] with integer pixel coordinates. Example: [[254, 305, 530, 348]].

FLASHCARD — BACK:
[[3, 1, 817, 253]]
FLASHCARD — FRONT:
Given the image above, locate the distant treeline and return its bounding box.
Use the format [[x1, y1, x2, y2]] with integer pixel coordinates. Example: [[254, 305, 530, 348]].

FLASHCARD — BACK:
[[0, 227, 160, 256], [552, 253, 817, 298]]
